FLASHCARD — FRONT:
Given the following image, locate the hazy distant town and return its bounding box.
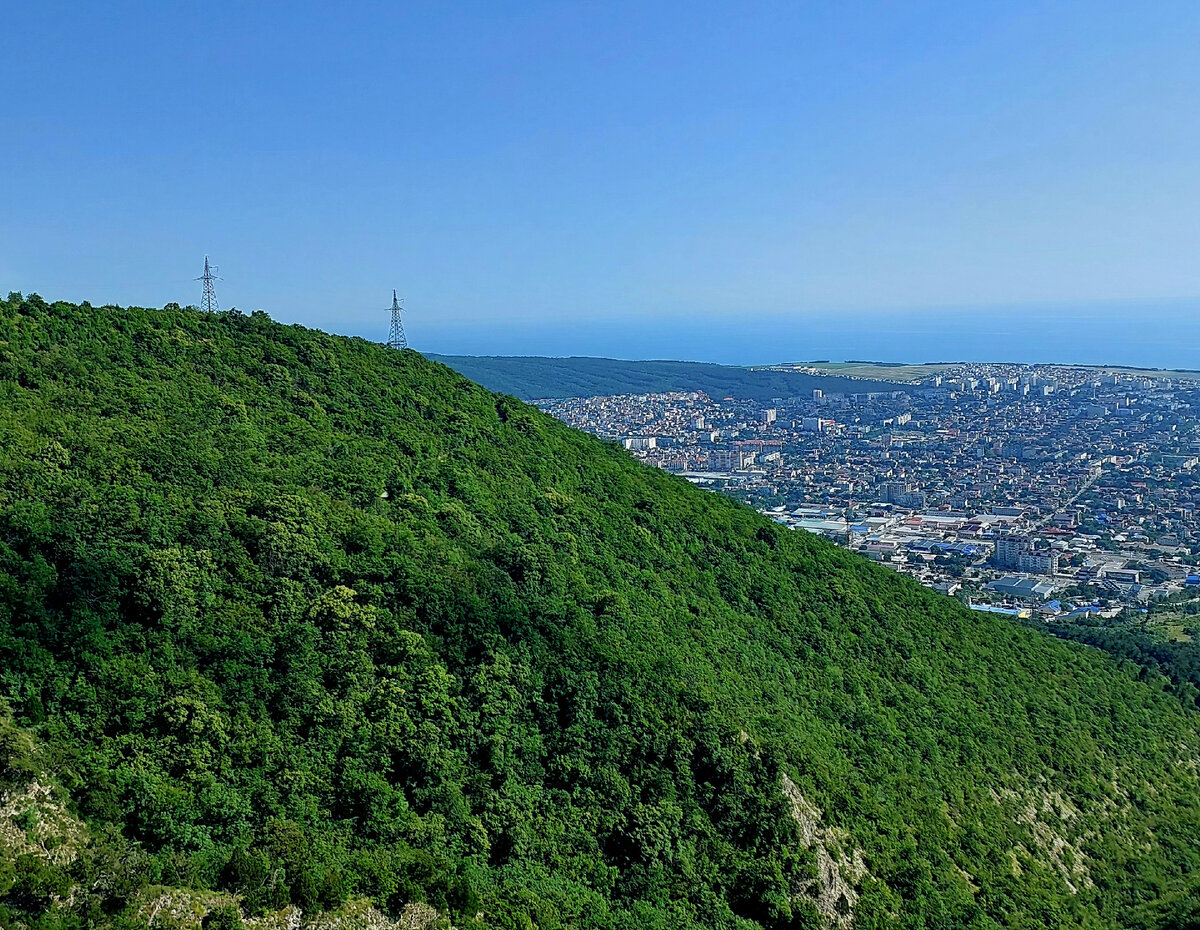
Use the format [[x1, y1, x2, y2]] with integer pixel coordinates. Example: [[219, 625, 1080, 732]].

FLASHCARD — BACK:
[[538, 362, 1200, 625]]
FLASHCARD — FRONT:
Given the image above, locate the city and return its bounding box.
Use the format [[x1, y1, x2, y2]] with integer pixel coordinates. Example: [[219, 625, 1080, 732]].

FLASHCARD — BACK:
[[538, 362, 1200, 626]]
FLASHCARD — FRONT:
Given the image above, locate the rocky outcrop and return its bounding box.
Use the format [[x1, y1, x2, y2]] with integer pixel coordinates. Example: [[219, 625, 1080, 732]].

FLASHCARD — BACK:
[[0, 778, 87, 867], [136, 892, 455, 930], [989, 782, 1093, 894], [782, 773, 869, 929]]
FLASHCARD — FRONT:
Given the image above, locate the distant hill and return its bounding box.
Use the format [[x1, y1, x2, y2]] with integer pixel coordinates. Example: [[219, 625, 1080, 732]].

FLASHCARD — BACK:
[[428, 354, 909, 401], [3, 296, 1200, 929]]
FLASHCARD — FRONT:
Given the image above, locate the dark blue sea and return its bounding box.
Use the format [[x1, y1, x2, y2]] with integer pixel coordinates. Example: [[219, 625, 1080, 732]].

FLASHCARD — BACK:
[[419, 299, 1200, 370]]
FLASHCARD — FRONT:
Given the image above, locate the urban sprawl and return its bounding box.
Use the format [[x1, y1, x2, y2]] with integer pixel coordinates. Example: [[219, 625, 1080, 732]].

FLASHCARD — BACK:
[[539, 364, 1200, 623]]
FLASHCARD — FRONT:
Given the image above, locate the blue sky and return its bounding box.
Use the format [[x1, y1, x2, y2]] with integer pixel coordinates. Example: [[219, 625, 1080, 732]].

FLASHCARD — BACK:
[[3, 1, 1199, 364]]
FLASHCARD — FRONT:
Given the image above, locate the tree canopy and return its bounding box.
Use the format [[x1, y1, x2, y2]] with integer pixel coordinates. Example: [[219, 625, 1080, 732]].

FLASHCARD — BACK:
[[1, 295, 1199, 929]]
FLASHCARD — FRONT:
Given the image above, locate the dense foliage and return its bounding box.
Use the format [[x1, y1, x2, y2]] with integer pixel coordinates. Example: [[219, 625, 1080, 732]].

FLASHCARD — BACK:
[[1032, 611, 1200, 711], [427, 355, 904, 402], [2, 296, 1200, 929]]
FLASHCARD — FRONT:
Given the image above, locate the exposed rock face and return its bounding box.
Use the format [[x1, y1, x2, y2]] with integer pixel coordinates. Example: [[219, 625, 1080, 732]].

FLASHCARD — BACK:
[[141, 887, 235, 928], [0, 776, 88, 912], [782, 773, 868, 929], [137, 895, 455, 930], [989, 782, 1094, 894], [246, 900, 451, 930], [0, 779, 87, 868]]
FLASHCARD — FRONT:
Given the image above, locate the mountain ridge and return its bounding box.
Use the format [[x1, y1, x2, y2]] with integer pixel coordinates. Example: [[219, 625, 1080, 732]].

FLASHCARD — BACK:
[[0, 295, 1199, 929]]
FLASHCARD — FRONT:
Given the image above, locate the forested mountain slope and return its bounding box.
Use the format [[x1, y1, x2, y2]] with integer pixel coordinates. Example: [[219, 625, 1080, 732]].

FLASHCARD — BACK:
[[1, 295, 1200, 930], [426, 355, 906, 401]]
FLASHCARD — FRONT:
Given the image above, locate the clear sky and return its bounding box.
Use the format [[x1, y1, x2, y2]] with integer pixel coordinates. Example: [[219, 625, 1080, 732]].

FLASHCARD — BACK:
[[3, 1, 1199, 365]]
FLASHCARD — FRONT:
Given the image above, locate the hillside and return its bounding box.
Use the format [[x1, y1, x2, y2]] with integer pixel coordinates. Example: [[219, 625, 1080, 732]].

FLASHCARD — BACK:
[[426, 355, 907, 401], [2, 295, 1200, 929]]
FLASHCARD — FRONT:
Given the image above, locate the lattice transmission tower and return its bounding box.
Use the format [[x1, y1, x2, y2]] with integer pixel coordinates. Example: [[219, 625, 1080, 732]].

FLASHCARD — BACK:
[[196, 256, 220, 312], [387, 290, 407, 349]]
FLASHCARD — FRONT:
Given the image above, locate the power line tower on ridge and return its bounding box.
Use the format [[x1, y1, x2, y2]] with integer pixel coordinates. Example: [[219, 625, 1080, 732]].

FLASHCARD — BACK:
[[196, 256, 220, 313], [387, 290, 407, 349]]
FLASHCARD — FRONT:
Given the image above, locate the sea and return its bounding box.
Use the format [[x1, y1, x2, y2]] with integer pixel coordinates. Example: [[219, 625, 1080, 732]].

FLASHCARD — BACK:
[[419, 299, 1200, 370]]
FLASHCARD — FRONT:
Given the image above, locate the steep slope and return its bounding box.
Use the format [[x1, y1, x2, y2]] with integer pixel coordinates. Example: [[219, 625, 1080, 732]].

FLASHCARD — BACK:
[[426, 355, 906, 401], [1, 295, 1200, 930]]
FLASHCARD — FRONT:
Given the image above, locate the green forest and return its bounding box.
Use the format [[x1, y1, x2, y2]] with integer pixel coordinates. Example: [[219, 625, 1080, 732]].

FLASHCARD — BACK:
[[2, 295, 1200, 929], [1030, 603, 1200, 711]]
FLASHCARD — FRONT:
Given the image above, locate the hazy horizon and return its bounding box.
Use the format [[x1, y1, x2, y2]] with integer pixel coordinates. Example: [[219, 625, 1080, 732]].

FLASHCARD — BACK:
[[11, 288, 1199, 371], [403, 296, 1200, 370]]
